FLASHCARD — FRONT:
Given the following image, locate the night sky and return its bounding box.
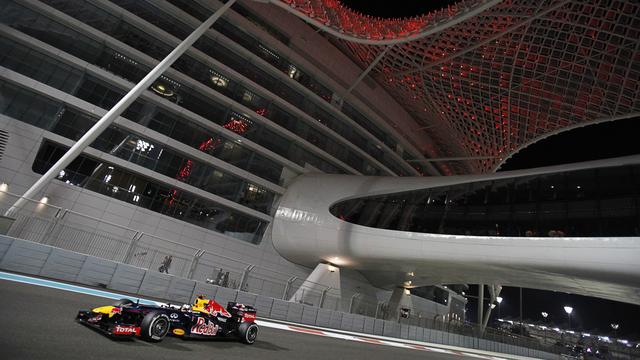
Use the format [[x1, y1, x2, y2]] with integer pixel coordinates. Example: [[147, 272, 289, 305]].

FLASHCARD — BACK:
[[340, 0, 457, 18], [500, 117, 640, 171], [337, 0, 640, 340], [492, 118, 640, 338], [465, 286, 640, 339]]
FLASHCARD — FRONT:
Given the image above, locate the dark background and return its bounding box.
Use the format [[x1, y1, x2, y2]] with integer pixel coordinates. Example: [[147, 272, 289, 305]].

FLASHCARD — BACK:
[[501, 117, 640, 171], [465, 285, 640, 339], [340, 0, 456, 18], [487, 117, 640, 338]]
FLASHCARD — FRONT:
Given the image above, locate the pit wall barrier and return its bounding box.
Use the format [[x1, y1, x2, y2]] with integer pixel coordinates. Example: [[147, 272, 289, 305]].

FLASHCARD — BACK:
[[0, 234, 560, 360]]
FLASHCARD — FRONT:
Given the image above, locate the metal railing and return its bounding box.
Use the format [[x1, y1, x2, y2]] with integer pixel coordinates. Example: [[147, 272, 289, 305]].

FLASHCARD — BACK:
[[0, 190, 333, 305], [1, 189, 637, 358]]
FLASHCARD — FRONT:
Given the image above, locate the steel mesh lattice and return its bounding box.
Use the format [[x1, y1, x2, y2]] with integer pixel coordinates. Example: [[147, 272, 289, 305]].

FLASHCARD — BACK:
[[278, 0, 640, 173]]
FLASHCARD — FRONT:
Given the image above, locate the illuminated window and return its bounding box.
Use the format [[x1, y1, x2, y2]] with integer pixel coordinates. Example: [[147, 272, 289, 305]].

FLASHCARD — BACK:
[[150, 76, 181, 98], [242, 90, 254, 103], [135, 139, 155, 153], [209, 70, 229, 87], [287, 64, 300, 80], [248, 184, 264, 193], [258, 44, 279, 60], [151, 82, 174, 97], [113, 51, 139, 65]]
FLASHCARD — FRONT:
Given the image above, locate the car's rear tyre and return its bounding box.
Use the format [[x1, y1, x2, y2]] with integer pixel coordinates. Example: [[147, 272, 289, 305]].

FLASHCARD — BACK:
[[140, 312, 170, 342], [113, 298, 134, 307], [238, 322, 258, 344]]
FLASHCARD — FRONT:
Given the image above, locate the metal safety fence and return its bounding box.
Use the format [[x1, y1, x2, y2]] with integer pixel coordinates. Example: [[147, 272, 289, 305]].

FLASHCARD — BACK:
[[1, 190, 638, 359], [0, 190, 339, 307]]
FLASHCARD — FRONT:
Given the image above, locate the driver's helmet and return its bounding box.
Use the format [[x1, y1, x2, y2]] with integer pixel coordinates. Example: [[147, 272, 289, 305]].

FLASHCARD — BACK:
[[192, 295, 210, 312], [181, 304, 192, 312]]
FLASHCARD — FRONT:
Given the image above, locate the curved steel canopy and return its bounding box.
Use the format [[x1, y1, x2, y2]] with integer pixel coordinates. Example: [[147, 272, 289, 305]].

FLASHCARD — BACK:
[[265, 0, 503, 45], [258, 0, 640, 175]]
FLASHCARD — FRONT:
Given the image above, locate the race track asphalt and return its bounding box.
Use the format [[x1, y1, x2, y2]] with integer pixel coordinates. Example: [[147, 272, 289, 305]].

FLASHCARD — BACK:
[[0, 279, 467, 360]]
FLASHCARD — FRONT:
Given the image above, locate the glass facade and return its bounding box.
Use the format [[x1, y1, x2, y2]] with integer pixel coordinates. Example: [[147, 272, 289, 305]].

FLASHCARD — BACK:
[[0, 81, 275, 214], [0, 0, 421, 242], [154, 0, 421, 175], [28, 0, 394, 176], [33, 140, 268, 244], [330, 165, 640, 237], [0, 1, 343, 175]]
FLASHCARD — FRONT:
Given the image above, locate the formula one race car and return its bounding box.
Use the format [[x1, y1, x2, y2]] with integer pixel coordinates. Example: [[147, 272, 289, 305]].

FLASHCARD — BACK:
[[76, 296, 258, 344]]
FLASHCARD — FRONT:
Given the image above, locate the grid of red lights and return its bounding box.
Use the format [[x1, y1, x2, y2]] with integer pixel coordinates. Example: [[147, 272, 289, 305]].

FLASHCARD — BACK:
[[284, 0, 640, 174]]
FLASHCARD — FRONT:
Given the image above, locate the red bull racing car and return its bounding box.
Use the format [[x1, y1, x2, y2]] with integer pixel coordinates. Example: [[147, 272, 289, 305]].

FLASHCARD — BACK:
[[76, 296, 258, 344]]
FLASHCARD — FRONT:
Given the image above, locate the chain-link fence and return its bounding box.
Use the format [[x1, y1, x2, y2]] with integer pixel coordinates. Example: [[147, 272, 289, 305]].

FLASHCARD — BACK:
[[0, 190, 336, 306], [1, 190, 638, 358]]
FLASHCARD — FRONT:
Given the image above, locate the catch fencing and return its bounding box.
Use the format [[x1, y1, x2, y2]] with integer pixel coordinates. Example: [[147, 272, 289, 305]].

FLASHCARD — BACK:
[[2, 190, 636, 359]]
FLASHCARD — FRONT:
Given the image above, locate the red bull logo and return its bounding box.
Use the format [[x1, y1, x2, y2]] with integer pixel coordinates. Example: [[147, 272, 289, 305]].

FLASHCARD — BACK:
[[205, 300, 231, 318], [190, 317, 219, 336]]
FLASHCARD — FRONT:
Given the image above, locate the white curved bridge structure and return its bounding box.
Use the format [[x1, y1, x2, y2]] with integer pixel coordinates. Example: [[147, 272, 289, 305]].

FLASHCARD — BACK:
[[272, 156, 640, 305]]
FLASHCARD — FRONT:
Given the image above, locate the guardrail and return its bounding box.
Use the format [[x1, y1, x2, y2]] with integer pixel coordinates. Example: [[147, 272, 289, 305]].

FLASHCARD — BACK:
[[0, 233, 561, 359], [0, 189, 636, 359], [0, 190, 341, 305]]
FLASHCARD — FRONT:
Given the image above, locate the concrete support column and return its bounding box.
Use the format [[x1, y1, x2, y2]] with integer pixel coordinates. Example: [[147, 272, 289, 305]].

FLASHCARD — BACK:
[[482, 284, 502, 331], [289, 263, 341, 307], [386, 287, 413, 321], [477, 283, 484, 330]]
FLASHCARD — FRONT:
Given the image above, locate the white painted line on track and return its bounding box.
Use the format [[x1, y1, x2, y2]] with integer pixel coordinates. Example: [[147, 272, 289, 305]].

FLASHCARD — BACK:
[[0, 271, 534, 360], [0, 271, 158, 305], [254, 319, 515, 360]]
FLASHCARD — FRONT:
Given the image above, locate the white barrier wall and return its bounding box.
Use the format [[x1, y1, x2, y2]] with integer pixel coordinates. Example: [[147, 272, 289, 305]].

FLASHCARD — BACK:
[[0, 234, 560, 360], [0, 115, 310, 282]]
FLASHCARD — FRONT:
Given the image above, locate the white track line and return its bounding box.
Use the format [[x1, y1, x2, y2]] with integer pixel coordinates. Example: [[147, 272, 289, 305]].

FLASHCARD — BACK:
[[255, 319, 518, 360], [0, 271, 536, 360]]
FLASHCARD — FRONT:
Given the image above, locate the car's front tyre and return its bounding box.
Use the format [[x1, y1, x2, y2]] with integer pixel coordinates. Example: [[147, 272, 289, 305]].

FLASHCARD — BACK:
[[238, 322, 258, 344], [140, 312, 170, 342]]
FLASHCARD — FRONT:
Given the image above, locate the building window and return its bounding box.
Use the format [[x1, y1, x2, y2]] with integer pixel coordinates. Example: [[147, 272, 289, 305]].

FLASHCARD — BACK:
[[209, 70, 229, 88], [32, 140, 268, 244]]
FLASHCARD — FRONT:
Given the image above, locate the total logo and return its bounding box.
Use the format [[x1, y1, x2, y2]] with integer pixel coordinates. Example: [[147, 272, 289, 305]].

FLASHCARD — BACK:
[[113, 325, 141, 335], [190, 317, 219, 336]]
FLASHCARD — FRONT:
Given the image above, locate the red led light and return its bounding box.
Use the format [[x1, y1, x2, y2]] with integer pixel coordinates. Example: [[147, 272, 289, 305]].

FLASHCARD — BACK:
[[166, 117, 253, 206], [315, 0, 640, 174]]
